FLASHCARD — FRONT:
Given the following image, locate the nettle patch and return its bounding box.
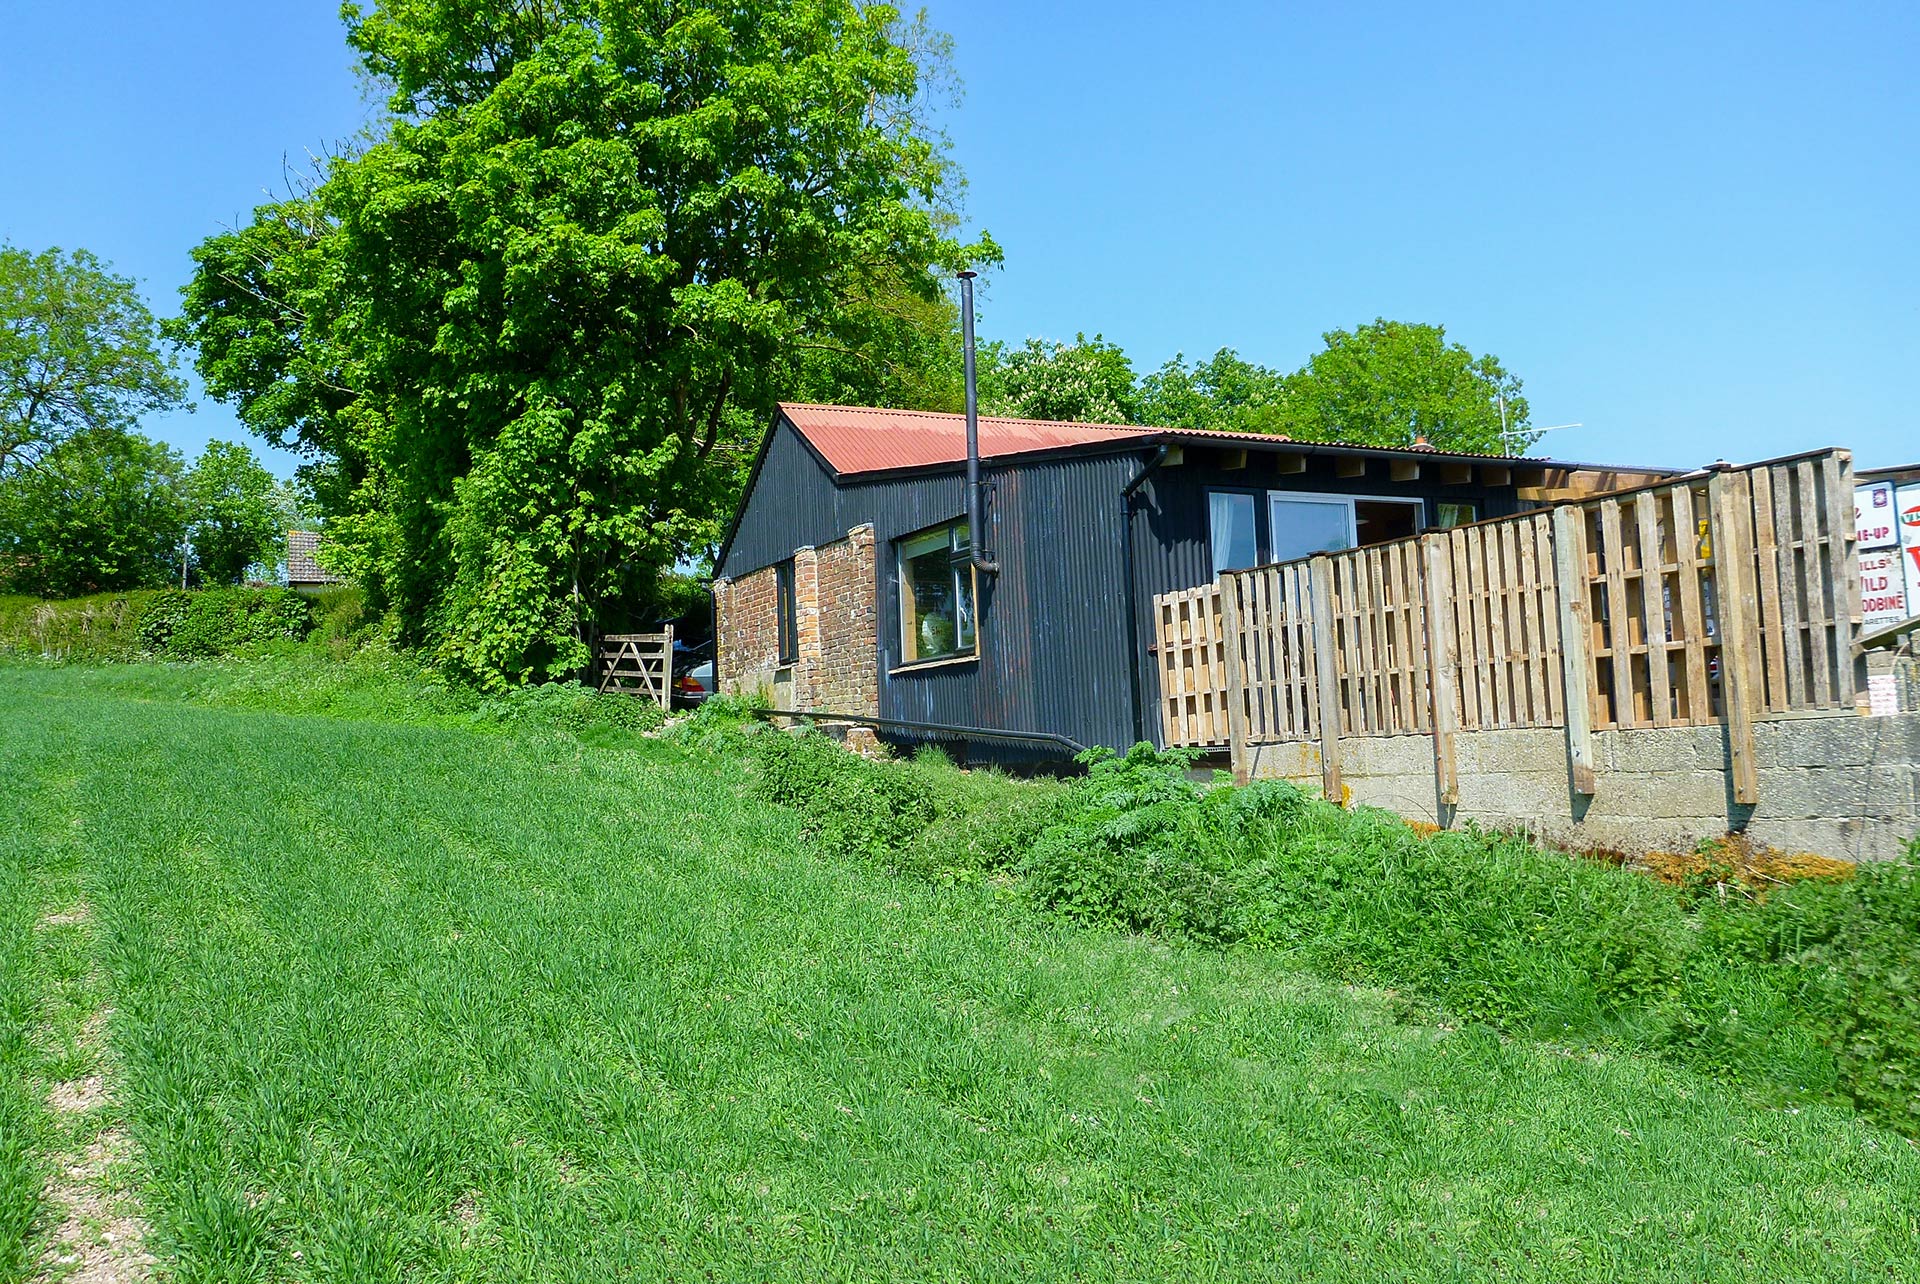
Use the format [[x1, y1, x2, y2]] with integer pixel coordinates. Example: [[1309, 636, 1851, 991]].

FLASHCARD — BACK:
[[690, 710, 1919, 1138]]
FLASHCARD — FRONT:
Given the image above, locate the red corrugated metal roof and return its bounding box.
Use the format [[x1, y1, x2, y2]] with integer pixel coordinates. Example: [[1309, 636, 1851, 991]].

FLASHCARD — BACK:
[[780, 403, 1154, 474], [777, 402, 1592, 477]]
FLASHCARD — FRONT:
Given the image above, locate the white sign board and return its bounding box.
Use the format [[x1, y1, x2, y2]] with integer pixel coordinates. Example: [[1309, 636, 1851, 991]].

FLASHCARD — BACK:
[[1856, 480, 1899, 550], [1860, 546, 1910, 627], [1899, 483, 1920, 618]]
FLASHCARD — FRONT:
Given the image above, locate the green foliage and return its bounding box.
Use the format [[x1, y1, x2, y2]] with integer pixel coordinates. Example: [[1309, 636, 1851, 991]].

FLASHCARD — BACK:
[[0, 851, 44, 1282], [1270, 318, 1529, 453], [7, 663, 1919, 1279], [0, 429, 187, 596], [0, 243, 187, 479], [136, 588, 314, 658], [308, 585, 373, 650], [978, 333, 1138, 423], [175, 0, 995, 689], [1137, 348, 1291, 435], [472, 680, 666, 737], [0, 590, 159, 661], [978, 321, 1529, 455], [183, 440, 284, 586], [720, 732, 1919, 1134], [750, 727, 936, 862], [1777, 854, 1920, 1132]]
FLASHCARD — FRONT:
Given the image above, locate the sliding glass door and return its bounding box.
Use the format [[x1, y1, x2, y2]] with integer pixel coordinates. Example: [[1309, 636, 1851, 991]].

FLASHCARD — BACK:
[[1267, 494, 1357, 564]]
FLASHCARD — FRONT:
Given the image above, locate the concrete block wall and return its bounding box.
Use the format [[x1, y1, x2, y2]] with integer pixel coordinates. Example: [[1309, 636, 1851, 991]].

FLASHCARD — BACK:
[[1245, 711, 1920, 861], [712, 524, 878, 718]]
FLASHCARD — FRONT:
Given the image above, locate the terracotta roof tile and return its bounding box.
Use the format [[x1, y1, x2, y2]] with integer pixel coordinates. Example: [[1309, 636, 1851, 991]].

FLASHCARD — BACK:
[[287, 530, 344, 585]]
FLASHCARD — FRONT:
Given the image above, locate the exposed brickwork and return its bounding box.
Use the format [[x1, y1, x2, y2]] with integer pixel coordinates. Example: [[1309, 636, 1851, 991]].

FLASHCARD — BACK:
[[714, 524, 878, 718]]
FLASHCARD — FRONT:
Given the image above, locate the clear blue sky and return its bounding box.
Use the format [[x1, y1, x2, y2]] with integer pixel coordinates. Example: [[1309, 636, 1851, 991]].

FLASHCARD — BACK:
[[2, 1, 1914, 473]]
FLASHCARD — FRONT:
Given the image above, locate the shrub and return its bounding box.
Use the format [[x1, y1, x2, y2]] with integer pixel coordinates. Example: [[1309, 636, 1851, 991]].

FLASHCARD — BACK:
[[309, 586, 372, 649], [472, 682, 667, 737], [721, 729, 1920, 1135], [1790, 854, 1920, 1133], [749, 727, 935, 862], [137, 588, 313, 657], [0, 591, 158, 661]]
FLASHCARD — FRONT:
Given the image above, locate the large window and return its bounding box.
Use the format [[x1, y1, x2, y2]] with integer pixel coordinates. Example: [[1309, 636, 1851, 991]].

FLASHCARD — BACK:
[[1210, 489, 1425, 573], [898, 521, 977, 664], [1268, 494, 1355, 564], [775, 559, 798, 664], [1209, 491, 1262, 576]]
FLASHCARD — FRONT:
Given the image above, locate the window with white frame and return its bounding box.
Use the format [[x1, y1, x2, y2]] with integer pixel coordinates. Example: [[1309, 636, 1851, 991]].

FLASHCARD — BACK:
[[1209, 489, 1425, 573], [897, 520, 977, 663], [1267, 494, 1356, 564]]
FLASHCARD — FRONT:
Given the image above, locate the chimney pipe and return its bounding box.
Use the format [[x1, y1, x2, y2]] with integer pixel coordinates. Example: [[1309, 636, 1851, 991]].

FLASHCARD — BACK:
[[958, 270, 999, 574]]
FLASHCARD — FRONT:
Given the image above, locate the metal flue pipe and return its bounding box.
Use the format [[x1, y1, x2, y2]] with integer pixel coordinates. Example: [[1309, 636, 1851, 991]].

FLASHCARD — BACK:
[[957, 270, 1000, 574]]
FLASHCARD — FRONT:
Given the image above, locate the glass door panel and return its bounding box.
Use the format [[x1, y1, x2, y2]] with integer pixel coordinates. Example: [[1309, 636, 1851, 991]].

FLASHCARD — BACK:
[[1268, 495, 1354, 563]]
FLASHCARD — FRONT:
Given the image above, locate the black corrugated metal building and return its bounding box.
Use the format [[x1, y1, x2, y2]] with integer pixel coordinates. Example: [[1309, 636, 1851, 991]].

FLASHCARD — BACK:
[[715, 404, 1665, 758]]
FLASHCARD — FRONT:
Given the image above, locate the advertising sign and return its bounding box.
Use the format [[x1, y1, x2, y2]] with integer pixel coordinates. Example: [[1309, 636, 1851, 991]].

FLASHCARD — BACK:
[[1899, 483, 1920, 621], [1856, 480, 1899, 550], [1860, 546, 1909, 627]]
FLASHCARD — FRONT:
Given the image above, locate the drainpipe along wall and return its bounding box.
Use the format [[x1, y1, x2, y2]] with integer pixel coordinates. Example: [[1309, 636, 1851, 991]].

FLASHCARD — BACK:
[[1123, 445, 1171, 745]]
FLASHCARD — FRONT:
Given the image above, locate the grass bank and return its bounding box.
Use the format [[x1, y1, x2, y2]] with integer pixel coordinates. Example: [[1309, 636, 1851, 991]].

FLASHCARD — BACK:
[[2, 661, 1917, 1279], [705, 713, 1920, 1138]]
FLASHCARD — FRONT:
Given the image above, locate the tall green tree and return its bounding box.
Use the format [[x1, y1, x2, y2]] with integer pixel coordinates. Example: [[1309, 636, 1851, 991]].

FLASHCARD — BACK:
[[175, 0, 993, 687], [1137, 348, 1290, 434], [1, 245, 188, 479], [184, 440, 283, 586], [0, 430, 186, 596], [978, 334, 1138, 424], [1272, 319, 1529, 454]]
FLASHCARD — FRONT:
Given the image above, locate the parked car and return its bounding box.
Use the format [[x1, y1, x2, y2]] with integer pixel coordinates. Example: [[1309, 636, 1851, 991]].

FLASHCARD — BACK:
[[672, 640, 714, 707]]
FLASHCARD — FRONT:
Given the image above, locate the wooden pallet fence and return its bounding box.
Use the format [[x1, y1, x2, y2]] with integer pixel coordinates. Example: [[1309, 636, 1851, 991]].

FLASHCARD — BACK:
[[594, 628, 674, 707], [1155, 584, 1230, 748], [1154, 452, 1860, 803]]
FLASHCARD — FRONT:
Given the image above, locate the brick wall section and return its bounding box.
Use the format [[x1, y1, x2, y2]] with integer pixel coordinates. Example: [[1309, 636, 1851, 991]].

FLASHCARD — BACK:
[[713, 524, 878, 718]]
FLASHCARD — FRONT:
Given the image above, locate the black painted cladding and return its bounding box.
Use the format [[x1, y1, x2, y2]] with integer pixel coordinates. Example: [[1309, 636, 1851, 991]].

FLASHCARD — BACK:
[[719, 413, 1527, 757]]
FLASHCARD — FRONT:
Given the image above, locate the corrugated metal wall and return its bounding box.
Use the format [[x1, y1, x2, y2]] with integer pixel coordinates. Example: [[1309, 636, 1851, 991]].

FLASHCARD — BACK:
[[719, 422, 845, 578], [721, 416, 1535, 757], [876, 453, 1139, 753], [1128, 458, 1524, 747]]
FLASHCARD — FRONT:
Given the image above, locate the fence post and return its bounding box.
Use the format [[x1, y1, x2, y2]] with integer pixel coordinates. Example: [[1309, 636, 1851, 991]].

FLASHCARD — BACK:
[[1708, 470, 1760, 805], [1551, 506, 1599, 796], [1419, 533, 1460, 807], [1309, 555, 1343, 805], [659, 623, 674, 710], [1219, 574, 1251, 785], [1827, 450, 1865, 704]]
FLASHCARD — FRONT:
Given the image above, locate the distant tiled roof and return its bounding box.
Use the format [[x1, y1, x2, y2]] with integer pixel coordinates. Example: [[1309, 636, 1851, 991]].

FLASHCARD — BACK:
[[776, 402, 1642, 479], [286, 530, 344, 585]]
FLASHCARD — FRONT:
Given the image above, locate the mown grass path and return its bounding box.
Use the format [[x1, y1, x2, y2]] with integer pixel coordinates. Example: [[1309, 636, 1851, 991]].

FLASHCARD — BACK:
[[3, 666, 1918, 1280]]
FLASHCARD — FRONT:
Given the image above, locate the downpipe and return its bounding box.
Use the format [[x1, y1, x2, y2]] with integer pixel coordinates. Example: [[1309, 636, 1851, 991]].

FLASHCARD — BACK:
[[957, 270, 1000, 576]]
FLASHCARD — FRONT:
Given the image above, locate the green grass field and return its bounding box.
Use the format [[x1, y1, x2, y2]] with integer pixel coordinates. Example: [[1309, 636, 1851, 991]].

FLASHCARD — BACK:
[[3, 661, 1918, 1281]]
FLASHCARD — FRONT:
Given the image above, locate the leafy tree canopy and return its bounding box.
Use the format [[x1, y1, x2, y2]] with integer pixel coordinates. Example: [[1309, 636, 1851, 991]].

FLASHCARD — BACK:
[[978, 334, 1138, 424], [184, 440, 283, 586], [1137, 348, 1289, 436], [175, 0, 993, 687], [0, 430, 187, 597], [1, 244, 187, 479], [983, 320, 1531, 455], [1270, 319, 1529, 454]]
